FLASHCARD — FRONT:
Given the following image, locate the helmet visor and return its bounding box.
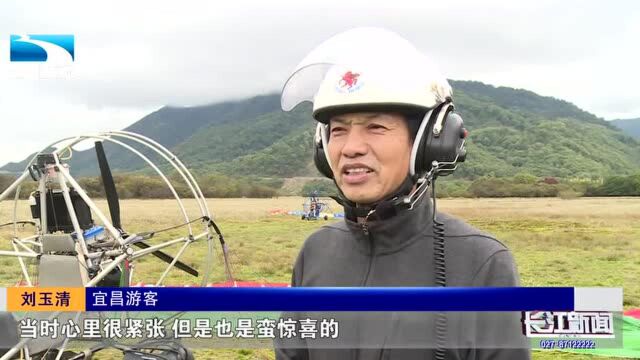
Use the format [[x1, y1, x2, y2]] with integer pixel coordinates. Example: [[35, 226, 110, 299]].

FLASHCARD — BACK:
[[281, 63, 334, 112]]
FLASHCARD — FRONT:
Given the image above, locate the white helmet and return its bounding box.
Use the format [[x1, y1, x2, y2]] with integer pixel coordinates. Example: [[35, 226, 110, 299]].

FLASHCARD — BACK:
[[282, 27, 466, 180], [281, 27, 453, 123]]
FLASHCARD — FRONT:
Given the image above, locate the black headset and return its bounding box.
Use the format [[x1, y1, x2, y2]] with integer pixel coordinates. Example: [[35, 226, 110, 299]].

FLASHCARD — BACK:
[[312, 100, 468, 180]]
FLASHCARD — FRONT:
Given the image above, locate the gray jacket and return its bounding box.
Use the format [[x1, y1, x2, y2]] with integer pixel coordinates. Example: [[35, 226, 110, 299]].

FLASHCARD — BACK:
[[276, 195, 532, 360]]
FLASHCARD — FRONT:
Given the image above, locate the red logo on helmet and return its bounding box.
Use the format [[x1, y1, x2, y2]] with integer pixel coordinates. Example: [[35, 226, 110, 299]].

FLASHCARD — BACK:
[[339, 71, 360, 89]]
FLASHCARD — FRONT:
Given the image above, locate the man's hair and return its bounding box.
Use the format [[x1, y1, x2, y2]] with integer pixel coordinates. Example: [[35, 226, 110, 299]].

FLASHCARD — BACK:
[[405, 112, 425, 143]]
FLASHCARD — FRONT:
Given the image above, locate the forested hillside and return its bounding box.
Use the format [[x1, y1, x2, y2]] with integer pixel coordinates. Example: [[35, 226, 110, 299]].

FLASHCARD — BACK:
[[3, 81, 639, 182]]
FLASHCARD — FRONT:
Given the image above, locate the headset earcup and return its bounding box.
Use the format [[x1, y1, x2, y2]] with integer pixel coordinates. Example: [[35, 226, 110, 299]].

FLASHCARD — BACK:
[[313, 124, 334, 179], [414, 110, 466, 176]]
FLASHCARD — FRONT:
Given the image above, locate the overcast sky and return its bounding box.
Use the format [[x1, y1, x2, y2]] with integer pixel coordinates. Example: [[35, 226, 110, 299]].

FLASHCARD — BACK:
[[1, 0, 639, 167]]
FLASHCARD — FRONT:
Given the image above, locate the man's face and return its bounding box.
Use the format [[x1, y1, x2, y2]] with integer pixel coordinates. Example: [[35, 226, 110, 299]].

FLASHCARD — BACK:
[[327, 112, 412, 205]]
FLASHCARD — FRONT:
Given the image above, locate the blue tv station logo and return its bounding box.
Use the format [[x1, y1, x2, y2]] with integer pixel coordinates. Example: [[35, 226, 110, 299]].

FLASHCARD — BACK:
[[10, 34, 75, 62]]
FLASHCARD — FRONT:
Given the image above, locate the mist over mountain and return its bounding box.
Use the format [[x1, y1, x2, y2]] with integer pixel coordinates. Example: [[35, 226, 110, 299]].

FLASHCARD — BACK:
[[610, 118, 640, 140], [3, 80, 639, 180]]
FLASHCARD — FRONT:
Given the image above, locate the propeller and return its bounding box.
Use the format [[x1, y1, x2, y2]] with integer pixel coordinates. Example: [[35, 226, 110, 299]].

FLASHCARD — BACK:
[[95, 141, 121, 229], [94, 141, 198, 278]]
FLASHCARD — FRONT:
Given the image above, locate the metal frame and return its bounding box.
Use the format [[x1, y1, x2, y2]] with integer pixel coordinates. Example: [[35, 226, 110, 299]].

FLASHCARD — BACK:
[[0, 131, 224, 360]]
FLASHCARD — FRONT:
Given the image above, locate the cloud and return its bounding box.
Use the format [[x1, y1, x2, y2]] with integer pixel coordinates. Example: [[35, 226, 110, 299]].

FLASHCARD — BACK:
[[0, 0, 639, 165]]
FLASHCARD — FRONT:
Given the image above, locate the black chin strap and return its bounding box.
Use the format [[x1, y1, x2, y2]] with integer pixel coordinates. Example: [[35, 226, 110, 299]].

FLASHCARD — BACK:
[[331, 176, 416, 222]]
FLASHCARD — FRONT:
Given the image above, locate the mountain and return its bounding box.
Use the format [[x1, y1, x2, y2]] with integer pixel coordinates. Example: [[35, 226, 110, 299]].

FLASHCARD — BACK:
[[0, 94, 283, 175], [2, 81, 640, 180], [610, 118, 640, 139], [450, 81, 611, 127]]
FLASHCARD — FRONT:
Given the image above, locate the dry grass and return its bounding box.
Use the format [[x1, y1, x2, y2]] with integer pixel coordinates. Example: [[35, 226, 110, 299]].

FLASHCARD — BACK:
[[0, 197, 638, 359], [440, 197, 640, 227]]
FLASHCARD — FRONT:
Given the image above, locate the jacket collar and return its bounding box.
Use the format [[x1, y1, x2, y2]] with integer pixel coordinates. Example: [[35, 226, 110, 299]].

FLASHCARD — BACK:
[[343, 193, 434, 254], [332, 176, 416, 222]]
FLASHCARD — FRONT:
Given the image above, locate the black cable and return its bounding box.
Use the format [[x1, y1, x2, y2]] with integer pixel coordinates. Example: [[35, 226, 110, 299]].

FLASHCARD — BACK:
[[0, 221, 36, 229], [203, 216, 223, 243], [431, 178, 448, 360], [203, 216, 234, 282], [141, 216, 207, 239]]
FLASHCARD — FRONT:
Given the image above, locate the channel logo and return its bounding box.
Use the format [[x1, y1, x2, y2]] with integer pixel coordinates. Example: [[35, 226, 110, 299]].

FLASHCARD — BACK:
[[10, 34, 74, 62]]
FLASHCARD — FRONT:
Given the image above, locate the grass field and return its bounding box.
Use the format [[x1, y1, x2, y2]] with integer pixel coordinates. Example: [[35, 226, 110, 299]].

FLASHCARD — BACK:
[[1, 196, 638, 359]]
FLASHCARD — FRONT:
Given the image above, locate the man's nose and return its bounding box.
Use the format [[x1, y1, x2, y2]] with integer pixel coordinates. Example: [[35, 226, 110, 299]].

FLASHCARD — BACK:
[[341, 128, 368, 158]]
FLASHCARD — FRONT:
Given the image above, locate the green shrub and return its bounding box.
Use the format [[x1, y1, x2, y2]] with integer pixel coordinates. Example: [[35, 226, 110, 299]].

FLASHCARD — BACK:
[[584, 174, 640, 196], [468, 176, 561, 197], [301, 179, 338, 197]]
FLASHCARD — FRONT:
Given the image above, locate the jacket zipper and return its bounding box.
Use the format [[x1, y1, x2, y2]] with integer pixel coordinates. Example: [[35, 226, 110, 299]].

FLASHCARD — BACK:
[[361, 221, 369, 236], [360, 219, 374, 286], [356, 220, 376, 360], [361, 219, 389, 360]]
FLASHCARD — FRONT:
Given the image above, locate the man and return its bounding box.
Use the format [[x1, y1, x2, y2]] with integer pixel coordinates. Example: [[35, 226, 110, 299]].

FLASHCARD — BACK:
[[276, 28, 531, 360]]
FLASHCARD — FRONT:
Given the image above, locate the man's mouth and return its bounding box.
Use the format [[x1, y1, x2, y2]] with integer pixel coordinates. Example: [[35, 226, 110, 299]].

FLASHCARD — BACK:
[[341, 165, 374, 184], [343, 167, 374, 175]]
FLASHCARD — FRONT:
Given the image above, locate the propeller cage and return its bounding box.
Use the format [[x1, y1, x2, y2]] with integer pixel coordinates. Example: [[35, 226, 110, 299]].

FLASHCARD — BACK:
[[0, 131, 228, 290]]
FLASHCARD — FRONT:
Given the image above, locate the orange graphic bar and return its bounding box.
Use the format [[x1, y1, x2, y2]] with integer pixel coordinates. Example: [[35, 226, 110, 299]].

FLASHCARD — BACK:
[[7, 287, 85, 312]]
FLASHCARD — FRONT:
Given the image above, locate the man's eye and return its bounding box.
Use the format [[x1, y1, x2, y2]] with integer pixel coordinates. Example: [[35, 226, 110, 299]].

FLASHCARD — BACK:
[[368, 124, 387, 131], [331, 127, 346, 135]]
